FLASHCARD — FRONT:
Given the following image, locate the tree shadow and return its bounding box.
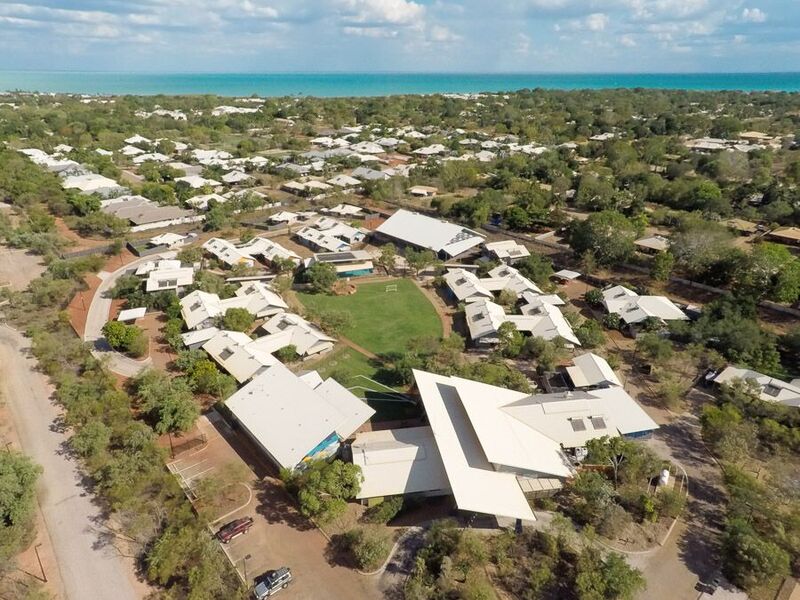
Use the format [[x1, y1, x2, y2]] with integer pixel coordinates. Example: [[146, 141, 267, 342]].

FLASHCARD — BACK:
[[252, 479, 315, 533]]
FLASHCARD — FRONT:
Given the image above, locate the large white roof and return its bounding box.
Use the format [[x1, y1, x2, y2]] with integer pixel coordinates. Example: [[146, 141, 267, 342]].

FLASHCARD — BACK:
[[444, 269, 493, 303], [376, 209, 485, 258], [413, 370, 537, 521], [226, 363, 374, 469], [352, 426, 450, 499]]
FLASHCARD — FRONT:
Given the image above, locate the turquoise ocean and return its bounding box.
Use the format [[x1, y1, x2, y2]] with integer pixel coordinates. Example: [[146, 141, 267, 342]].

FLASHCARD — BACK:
[[1, 72, 800, 97]]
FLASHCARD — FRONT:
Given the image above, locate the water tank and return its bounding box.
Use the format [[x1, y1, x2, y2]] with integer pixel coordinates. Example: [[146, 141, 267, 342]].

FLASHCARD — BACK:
[[659, 469, 670, 486]]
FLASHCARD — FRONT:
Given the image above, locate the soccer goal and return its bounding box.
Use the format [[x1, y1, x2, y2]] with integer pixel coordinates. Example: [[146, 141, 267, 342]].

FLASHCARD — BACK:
[[385, 284, 398, 293]]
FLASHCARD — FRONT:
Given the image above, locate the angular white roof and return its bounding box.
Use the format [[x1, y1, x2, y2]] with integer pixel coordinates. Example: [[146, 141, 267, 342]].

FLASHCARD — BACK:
[[566, 353, 622, 388], [117, 307, 146, 322], [62, 173, 122, 193], [202, 330, 278, 383], [465, 299, 580, 346], [376, 209, 485, 258], [602, 285, 688, 324], [413, 370, 536, 521], [181, 290, 225, 330], [484, 240, 530, 261], [202, 237, 255, 267], [238, 237, 301, 264], [352, 426, 450, 499], [226, 363, 374, 470], [714, 366, 800, 407], [176, 174, 221, 189], [260, 312, 335, 356], [145, 267, 194, 293], [180, 327, 220, 348], [444, 269, 493, 303]]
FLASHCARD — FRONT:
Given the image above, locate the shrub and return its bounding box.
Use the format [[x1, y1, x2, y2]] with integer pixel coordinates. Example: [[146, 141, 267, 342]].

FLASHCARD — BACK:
[[585, 289, 604, 306], [362, 496, 404, 524], [656, 488, 685, 518], [343, 527, 391, 571], [598, 503, 631, 539]]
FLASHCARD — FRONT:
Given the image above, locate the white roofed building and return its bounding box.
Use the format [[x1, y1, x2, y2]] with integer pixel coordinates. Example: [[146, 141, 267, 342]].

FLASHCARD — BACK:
[[375, 209, 485, 259], [353, 369, 658, 516], [602, 285, 688, 326], [484, 240, 531, 264], [226, 363, 374, 471], [713, 366, 800, 408], [566, 353, 623, 389]]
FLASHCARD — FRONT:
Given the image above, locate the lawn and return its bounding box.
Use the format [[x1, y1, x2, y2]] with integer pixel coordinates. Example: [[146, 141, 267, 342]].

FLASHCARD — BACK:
[[311, 347, 422, 423], [297, 278, 442, 356]]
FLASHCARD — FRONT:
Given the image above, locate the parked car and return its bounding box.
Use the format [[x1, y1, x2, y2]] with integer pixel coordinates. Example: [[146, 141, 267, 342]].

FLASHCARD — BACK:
[[215, 516, 254, 543], [253, 567, 293, 598]]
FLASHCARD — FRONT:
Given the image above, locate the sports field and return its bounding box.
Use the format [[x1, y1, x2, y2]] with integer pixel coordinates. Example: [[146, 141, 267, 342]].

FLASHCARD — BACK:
[[297, 278, 442, 356]]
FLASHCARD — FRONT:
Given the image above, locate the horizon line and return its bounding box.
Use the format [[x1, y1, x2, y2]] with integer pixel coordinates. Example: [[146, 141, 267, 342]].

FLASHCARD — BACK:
[[2, 69, 800, 76]]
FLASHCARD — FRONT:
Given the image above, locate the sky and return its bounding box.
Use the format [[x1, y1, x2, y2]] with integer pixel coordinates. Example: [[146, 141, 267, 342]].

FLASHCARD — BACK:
[[0, 0, 797, 73]]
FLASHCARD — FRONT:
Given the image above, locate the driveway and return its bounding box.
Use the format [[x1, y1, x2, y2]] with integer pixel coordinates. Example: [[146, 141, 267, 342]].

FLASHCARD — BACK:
[[633, 390, 726, 600], [84, 252, 176, 377], [171, 413, 381, 600], [0, 324, 143, 600]]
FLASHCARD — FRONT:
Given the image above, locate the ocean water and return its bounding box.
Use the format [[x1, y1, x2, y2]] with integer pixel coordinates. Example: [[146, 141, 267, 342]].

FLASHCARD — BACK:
[[1, 71, 799, 97]]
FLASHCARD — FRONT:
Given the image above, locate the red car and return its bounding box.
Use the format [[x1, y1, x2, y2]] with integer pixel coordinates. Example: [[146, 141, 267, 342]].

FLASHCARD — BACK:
[[216, 517, 254, 543]]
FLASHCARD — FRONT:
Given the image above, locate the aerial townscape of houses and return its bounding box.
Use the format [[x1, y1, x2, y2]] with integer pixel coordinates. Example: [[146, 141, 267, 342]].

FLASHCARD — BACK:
[[8, 95, 800, 569]]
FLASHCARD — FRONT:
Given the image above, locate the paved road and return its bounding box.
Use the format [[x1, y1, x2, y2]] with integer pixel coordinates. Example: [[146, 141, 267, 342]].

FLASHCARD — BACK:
[[634, 392, 726, 600], [83, 253, 176, 377], [0, 324, 141, 600]]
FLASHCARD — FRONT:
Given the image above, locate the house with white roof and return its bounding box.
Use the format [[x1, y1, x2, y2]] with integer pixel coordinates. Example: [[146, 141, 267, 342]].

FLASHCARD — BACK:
[[413, 144, 447, 156], [202, 330, 279, 383], [304, 251, 374, 277], [121, 145, 146, 157], [294, 217, 366, 254], [351, 166, 392, 182], [566, 353, 623, 389], [222, 170, 252, 185], [125, 134, 152, 145], [713, 366, 800, 408], [176, 174, 221, 189], [634, 235, 670, 254], [180, 282, 286, 330], [102, 195, 202, 232], [202, 238, 256, 268], [602, 285, 688, 327], [186, 193, 228, 210], [133, 152, 171, 165], [465, 298, 580, 347], [484, 240, 530, 264], [375, 209, 485, 260], [238, 237, 301, 266], [225, 362, 375, 471], [62, 173, 127, 197], [443, 269, 494, 303], [327, 174, 361, 188], [144, 266, 195, 293], [321, 203, 363, 217], [353, 369, 657, 516], [259, 312, 335, 357]]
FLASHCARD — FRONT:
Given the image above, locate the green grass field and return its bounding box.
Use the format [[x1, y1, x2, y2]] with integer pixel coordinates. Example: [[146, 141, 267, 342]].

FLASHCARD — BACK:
[[297, 279, 442, 356], [312, 347, 421, 422]]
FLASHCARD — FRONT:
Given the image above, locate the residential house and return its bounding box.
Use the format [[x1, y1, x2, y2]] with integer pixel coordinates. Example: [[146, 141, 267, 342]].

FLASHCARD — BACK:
[[602, 285, 688, 327], [305, 251, 374, 277], [484, 240, 530, 264], [713, 366, 800, 408]]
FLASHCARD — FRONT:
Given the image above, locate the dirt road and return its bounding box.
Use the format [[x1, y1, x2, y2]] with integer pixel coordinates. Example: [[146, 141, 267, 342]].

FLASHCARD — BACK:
[[0, 324, 142, 600]]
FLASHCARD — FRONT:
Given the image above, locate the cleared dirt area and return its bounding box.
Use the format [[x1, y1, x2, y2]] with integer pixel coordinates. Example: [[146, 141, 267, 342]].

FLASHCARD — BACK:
[[0, 246, 45, 290]]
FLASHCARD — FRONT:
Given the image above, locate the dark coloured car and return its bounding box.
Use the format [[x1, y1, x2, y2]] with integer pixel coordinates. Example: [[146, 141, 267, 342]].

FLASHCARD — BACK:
[[215, 516, 254, 543], [253, 567, 293, 598]]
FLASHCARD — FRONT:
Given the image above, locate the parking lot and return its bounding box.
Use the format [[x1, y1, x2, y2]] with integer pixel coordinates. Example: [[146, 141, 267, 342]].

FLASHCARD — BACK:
[[169, 413, 380, 599]]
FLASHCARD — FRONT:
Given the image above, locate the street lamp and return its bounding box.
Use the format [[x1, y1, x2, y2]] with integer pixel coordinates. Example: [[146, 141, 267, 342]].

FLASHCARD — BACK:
[[242, 553, 252, 582]]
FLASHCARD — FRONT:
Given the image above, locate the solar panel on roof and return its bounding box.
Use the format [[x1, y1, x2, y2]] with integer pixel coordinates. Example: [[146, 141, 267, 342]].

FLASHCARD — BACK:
[[590, 417, 607, 430], [570, 418, 587, 432]]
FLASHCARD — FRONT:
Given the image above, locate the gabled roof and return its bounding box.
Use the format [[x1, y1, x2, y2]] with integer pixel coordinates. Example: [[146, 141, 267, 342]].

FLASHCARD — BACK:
[[202, 237, 256, 267], [376, 209, 484, 258], [602, 285, 688, 324], [444, 269, 494, 303], [260, 313, 336, 356], [202, 330, 279, 383], [413, 370, 537, 521], [713, 366, 800, 407], [566, 353, 622, 388], [465, 299, 580, 346], [226, 363, 374, 470], [484, 240, 530, 261]]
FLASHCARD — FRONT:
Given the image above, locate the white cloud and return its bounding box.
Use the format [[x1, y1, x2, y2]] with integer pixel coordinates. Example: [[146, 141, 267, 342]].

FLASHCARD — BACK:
[[515, 33, 531, 54], [619, 34, 636, 47], [337, 0, 425, 26], [428, 24, 461, 42], [741, 7, 766, 23], [342, 25, 398, 37], [562, 12, 608, 32]]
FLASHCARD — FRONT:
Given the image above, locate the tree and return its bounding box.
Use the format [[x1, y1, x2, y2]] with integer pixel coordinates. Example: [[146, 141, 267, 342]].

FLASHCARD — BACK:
[[722, 518, 790, 589], [515, 254, 554, 287], [495, 321, 524, 358], [576, 319, 606, 348], [567, 471, 615, 526], [221, 307, 254, 332], [651, 252, 674, 281], [0, 452, 41, 564], [101, 320, 148, 357], [585, 436, 634, 488], [568, 210, 641, 266], [306, 262, 338, 294], [283, 460, 363, 523], [524, 336, 565, 373], [584, 288, 604, 306], [405, 249, 438, 278], [375, 243, 397, 275], [133, 370, 199, 434], [275, 344, 300, 363], [635, 332, 672, 363]]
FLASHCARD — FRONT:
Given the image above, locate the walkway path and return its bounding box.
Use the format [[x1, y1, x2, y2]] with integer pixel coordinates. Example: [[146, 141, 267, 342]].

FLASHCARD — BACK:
[[0, 325, 143, 600], [83, 252, 175, 377]]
